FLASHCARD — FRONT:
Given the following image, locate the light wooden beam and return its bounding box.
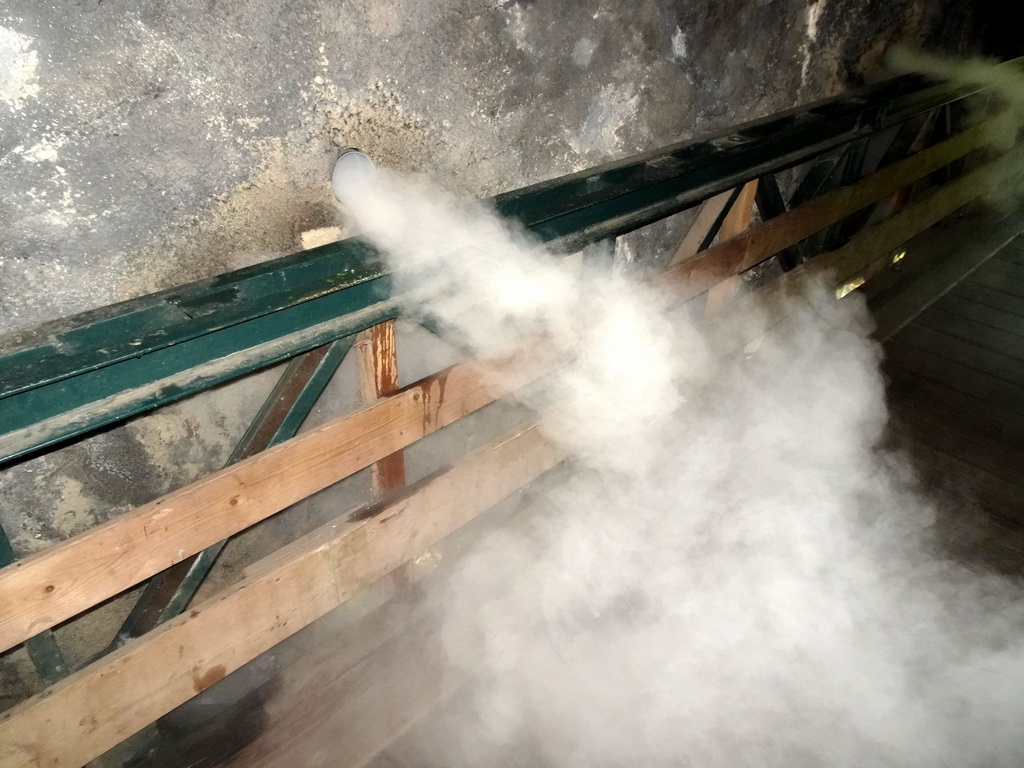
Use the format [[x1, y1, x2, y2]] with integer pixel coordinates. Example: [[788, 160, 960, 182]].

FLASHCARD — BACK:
[[704, 180, 758, 318], [0, 424, 564, 768], [666, 188, 736, 268]]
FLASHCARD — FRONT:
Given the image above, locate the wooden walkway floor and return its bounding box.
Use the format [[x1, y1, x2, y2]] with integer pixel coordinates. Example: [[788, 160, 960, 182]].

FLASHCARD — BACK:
[[883, 232, 1024, 570]]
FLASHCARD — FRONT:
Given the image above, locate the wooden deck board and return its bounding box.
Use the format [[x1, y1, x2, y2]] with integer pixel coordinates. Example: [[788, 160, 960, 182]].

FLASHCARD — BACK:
[[994, 243, 1024, 267], [885, 338, 1024, 411], [897, 322, 1024, 383], [938, 278, 1024, 318], [966, 259, 1024, 300], [923, 297, 1024, 343], [884, 235, 1024, 529]]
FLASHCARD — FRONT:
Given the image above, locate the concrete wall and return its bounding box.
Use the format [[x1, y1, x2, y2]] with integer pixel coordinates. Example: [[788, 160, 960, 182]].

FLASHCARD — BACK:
[[0, 0, 1003, 710]]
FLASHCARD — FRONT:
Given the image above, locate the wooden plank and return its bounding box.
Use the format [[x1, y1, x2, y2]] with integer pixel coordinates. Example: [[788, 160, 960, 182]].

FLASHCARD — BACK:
[[888, 387, 1024, 487], [943, 279, 1024, 319], [885, 338, 1024, 412], [968, 258, 1024, 300], [916, 305, 1024, 358], [884, 366, 1024, 443], [892, 434, 1024, 525], [0, 342, 562, 655], [931, 293, 1024, 338], [705, 181, 757, 318], [995, 243, 1024, 267], [984, 257, 1024, 283], [896, 322, 1024, 384], [719, 180, 758, 241], [666, 189, 735, 267], [223, 614, 459, 768], [0, 423, 565, 768], [356, 320, 407, 493], [657, 119, 1000, 304]]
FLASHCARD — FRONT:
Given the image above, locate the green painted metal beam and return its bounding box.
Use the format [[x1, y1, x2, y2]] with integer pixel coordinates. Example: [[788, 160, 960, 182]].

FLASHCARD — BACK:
[[0, 273, 394, 464]]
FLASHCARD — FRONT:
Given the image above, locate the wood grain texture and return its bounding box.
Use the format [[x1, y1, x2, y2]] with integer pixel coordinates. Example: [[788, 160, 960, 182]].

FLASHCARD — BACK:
[[719, 180, 758, 240], [883, 233, 1024, 531], [0, 342, 562, 655], [704, 181, 757, 318], [932, 293, 1024, 338], [898, 322, 1024, 383], [356, 320, 407, 493], [944, 279, 1024, 319], [968, 258, 1024, 299], [997, 241, 1024, 267], [223, 609, 461, 768], [0, 424, 564, 768], [666, 189, 735, 267], [884, 365, 1024, 441]]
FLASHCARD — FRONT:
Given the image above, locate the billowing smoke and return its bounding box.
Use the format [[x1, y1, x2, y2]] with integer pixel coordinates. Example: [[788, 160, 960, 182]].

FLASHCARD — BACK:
[[335, 161, 1024, 766], [890, 49, 1024, 208]]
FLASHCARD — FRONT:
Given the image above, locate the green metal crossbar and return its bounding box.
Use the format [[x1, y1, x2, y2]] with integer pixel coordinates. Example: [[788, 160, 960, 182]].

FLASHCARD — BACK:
[[97, 336, 355, 655]]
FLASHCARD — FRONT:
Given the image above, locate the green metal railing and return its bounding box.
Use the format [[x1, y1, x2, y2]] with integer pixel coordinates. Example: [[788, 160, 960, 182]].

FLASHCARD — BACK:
[[0, 58, 1019, 685], [2, 66, 1017, 466]]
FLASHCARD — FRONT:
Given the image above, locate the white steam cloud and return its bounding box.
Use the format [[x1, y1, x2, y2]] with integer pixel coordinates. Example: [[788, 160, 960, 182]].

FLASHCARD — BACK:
[[336, 164, 1024, 766]]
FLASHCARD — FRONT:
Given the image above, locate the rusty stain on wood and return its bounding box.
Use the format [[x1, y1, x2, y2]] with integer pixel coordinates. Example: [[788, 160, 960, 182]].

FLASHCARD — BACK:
[[192, 664, 226, 693], [356, 320, 407, 493]]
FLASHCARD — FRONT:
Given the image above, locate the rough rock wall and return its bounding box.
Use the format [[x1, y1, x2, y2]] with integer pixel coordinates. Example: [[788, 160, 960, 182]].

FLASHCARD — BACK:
[[0, 0, 1001, 708]]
